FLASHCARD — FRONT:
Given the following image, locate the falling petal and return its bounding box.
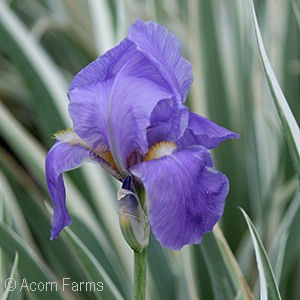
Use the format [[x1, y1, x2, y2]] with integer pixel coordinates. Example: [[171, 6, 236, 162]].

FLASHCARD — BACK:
[[131, 146, 229, 250]]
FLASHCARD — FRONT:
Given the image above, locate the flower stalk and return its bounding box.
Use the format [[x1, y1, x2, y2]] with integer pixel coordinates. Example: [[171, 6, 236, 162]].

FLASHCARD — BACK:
[[118, 175, 149, 299], [134, 181, 147, 300], [134, 249, 147, 300]]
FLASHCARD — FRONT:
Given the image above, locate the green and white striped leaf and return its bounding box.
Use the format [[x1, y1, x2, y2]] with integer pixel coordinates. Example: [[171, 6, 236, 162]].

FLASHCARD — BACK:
[[1, 252, 19, 300], [0, 222, 64, 299], [63, 228, 126, 300], [240, 208, 281, 300], [200, 225, 253, 300], [249, 0, 300, 182]]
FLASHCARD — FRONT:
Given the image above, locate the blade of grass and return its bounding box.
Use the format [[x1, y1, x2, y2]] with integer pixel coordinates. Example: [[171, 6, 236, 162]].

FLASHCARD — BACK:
[[0, 222, 64, 299], [63, 228, 125, 300], [249, 0, 300, 182], [269, 179, 299, 283], [240, 208, 282, 300], [0, 171, 34, 244], [291, 0, 300, 29], [147, 234, 176, 300], [87, 0, 115, 54], [177, 247, 199, 300], [1, 252, 19, 300], [68, 216, 132, 298], [200, 225, 253, 300], [277, 192, 300, 290], [0, 0, 71, 131], [0, 101, 46, 188]]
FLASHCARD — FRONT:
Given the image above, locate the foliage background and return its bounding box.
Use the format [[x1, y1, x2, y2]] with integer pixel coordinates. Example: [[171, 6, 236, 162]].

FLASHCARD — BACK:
[[0, 0, 299, 299]]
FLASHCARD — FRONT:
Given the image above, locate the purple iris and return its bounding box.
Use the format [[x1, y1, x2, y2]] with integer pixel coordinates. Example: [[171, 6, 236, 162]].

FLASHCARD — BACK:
[[45, 20, 239, 250]]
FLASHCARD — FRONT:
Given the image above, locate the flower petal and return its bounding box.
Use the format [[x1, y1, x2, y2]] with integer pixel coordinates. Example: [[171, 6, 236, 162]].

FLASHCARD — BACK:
[[68, 80, 111, 150], [46, 141, 97, 239], [147, 99, 189, 147], [179, 112, 240, 149], [128, 19, 193, 102], [69, 38, 136, 90], [130, 146, 229, 250], [108, 51, 173, 171], [68, 38, 137, 149]]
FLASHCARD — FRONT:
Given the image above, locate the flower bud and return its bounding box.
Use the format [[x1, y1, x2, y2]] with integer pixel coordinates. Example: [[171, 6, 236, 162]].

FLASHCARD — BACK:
[[118, 175, 149, 252]]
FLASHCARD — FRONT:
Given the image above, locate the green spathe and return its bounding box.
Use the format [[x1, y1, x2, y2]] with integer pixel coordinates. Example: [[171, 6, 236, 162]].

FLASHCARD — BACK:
[[118, 175, 149, 252]]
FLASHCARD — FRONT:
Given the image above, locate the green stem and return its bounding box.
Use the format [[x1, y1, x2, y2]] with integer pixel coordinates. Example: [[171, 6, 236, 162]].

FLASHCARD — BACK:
[[134, 249, 147, 300]]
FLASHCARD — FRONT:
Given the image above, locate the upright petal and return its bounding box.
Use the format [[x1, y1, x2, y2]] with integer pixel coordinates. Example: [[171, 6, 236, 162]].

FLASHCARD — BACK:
[[108, 52, 173, 171], [179, 112, 240, 149], [147, 99, 189, 147], [69, 38, 136, 90], [68, 38, 137, 149], [130, 146, 229, 250], [128, 19, 193, 101], [68, 80, 111, 150]]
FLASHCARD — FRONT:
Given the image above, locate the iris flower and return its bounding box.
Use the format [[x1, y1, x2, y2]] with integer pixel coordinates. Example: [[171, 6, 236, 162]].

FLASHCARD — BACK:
[[45, 20, 238, 250]]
